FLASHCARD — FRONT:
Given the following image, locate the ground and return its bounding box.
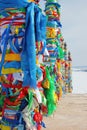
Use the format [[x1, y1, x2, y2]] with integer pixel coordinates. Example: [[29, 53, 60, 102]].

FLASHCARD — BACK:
[[42, 93, 87, 130]]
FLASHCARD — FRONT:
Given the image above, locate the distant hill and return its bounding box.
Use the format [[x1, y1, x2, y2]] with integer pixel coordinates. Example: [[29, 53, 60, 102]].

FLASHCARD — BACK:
[[72, 66, 87, 72]]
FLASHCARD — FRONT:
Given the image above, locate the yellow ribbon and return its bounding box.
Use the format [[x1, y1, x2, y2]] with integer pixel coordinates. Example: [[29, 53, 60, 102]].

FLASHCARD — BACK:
[[0, 75, 10, 84], [46, 27, 57, 38], [53, 92, 58, 103], [0, 125, 11, 130], [5, 54, 21, 61], [43, 79, 50, 89], [2, 68, 22, 74]]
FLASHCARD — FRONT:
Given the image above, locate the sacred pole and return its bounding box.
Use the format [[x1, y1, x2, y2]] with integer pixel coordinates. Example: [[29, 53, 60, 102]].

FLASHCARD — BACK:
[[68, 51, 73, 92], [64, 42, 69, 93]]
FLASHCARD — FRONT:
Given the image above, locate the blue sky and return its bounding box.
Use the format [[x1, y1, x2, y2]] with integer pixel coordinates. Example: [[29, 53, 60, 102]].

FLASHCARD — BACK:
[[60, 0, 87, 66], [40, 0, 87, 66]]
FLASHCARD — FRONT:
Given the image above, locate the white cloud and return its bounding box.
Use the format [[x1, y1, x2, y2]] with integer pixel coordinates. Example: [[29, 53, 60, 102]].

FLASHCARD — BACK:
[[59, 0, 87, 66]]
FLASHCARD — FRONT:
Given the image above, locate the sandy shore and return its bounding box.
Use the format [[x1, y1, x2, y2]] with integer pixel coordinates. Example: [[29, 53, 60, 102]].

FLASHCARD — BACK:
[[42, 93, 87, 130]]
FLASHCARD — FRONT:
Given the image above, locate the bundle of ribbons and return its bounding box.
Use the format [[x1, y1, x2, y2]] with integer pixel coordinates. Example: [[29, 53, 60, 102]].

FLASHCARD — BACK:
[[0, 1, 47, 130], [44, 0, 72, 101], [44, 0, 62, 101]]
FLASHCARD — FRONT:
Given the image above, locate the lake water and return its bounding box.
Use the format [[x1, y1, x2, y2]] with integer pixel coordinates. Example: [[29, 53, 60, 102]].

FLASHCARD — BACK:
[[72, 67, 87, 94]]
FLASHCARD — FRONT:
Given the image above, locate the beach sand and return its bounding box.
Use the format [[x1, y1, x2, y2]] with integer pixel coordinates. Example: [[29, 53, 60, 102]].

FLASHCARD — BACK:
[[42, 93, 87, 130]]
